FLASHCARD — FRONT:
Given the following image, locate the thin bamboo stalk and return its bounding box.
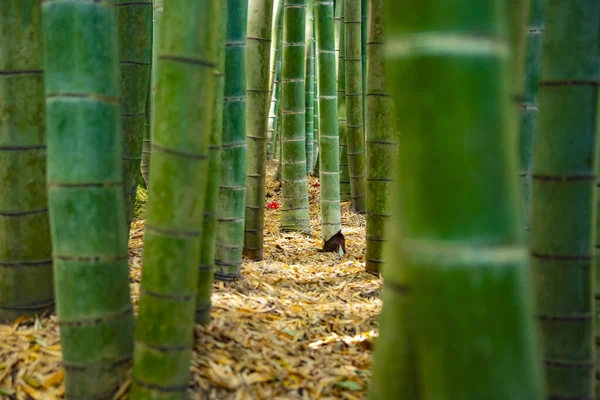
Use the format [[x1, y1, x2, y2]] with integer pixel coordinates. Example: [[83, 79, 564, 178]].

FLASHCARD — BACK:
[[118, 0, 152, 229], [364, 0, 395, 275], [335, 1, 350, 202], [314, 0, 343, 247], [196, 0, 228, 325], [244, 0, 275, 261], [214, 0, 249, 279], [280, 0, 310, 233], [531, 0, 600, 397], [0, 0, 54, 322], [518, 0, 544, 241], [42, 0, 134, 397], [267, 57, 282, 160], [130, 0, 219, 396], [305, 0, 315, 174], [344, 0, 366, 212], [370, 0, 546, 398]]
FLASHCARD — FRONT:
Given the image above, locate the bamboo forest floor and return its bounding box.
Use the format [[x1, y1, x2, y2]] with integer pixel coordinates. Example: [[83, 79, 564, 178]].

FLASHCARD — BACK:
[[0, 161, 382, 399]]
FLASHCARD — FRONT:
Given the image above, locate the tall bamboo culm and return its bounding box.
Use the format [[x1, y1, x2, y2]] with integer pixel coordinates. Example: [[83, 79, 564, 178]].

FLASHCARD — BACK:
[[370, 0, 546, 398], [267, 56, 282, 161], [344, 0, 366, 213], [280, 0, 310, 233], [214, 0, 249, 279], [304, 0, 315, 174], [360, 0, 366, 138], [244, 0, 274, 261], [314, 0, 343, 248], [130, 0, 219, 396], [364, 0, 395, 275], [196, 0, 228, 325], [335, 1, 350, 202], [530, 0, 600, 398], [0, 0, 54, 322], [267, 0, 284, 160], [141, 0, 164, 188], [42, 0, 134, 397], [118, 0, 152, 229], [518, 0, 544, 242]]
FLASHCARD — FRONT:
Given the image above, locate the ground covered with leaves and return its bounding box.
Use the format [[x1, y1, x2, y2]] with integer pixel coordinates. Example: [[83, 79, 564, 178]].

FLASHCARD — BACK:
[[0, 162, 383, 399]]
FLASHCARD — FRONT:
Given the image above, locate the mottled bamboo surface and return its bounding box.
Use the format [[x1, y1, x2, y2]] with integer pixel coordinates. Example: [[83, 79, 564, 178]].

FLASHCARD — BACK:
[[0, 161, 381, 399]]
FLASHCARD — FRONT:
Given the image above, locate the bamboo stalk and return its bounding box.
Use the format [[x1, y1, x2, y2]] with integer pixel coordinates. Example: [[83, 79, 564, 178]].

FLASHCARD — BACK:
[[518, 0, 544, 241], [305, 0, 315, 174], [130, 0, 219, 396], [371, 0, 546, 398], [42, 0, 134, 397], [196, 0, 228, 325], [244, 0, 275, 261], [314, 0, 343, 247], [364, 0, 395, 275], [344, 0, 366, 213], [335, 0, 350, 202], [267, 56, 282, 161], [0, 0, 54, 322], [280, 0, 310, 233], [214, 0, 249, 280], [118, 0, 152, 230], [531, 0, 600, 397]]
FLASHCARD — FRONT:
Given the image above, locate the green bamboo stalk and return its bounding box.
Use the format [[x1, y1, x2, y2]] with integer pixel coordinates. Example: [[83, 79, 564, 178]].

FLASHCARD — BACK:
[[118, 0, 152, 229], [370, 0, 546, 398], [244, 0, 275, 261], [364, 0, 395, 275], [196, 0, 228, 326], [313, 55, 319, 172], [530, 0, 600, 398], [267, 0, 284, 161], [305, 0, 315, 174], [518, 0, 544, 241], [140, 3, 154, 189], [141, 78, 151, 188], [42, 0, 134, 397], [335, 1, 350, 202], [214, 0, 249, 280], [267, 56, 282, 160], [269, 0, 284, 99], [130, 0, 219, 396], [360, 0, 366, 141], [141, 0, 164, 189], [344, 0, 366, 213], [274, 82, 283, 181], [314, 0, 343, 247], [0, 0, 54, 322], [280, 0, 310, 233]]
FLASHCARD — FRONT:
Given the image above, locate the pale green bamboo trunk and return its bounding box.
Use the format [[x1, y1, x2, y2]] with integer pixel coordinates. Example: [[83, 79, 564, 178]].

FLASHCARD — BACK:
[[344, 0, 366, 213], [314, 0, 343, 246], [118, 0, 152, 229], [141, 79, 151, 187], [530, 1, 600, 398], [130, 0, 219, 396], [267, 0, 284, 161], [335, 1, 350, 202], [280, 0, 310, 233], [305, 0, 315, 174], [518, 0, 544, 242], [244, 0, 275, 261], [0, 0, 54, 322], [42, 0, 134, 397], [267, 57, 282, 161], [370, 0, 546, 398], [360, 0, 366, 139], [364, 0, 395, 275], [196, 0, 228, 326], [214, 0, 249, 279]]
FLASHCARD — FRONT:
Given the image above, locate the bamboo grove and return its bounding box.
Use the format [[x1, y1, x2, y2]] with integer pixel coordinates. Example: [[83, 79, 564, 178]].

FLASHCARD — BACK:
[[1, 0, 600, 398]]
